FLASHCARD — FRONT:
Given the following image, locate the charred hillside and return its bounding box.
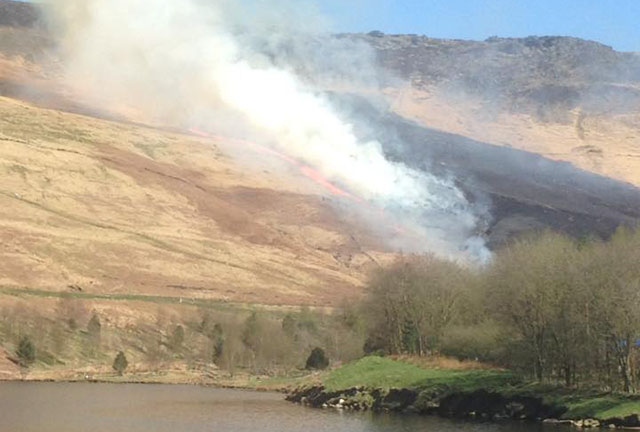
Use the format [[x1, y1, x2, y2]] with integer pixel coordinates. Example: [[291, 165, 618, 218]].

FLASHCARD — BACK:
[[358, 32, 640, 118], [0, 0, 41, 28], [333, 93, 640, 248], [387, 115, 640, 247]]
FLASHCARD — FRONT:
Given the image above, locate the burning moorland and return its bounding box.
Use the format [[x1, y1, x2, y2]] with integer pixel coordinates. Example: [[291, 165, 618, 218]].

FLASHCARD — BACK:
[[1, 0, 640, 383]]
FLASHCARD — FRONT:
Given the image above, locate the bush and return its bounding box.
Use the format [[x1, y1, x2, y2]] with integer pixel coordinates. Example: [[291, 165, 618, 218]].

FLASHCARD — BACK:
[[305, 347, 329, 370], [16, 335, 36, 367], [87, 313, 101, 334], [87, 313, 101, 342], [440, 322, 505, 362], [112, 351, 128, 376], [169, 325, 185, 353]]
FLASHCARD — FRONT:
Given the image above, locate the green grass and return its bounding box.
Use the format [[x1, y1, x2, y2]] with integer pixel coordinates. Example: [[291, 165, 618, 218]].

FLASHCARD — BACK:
[[322, 356, 640, 420], [323, 356, 518, 392], [562, 395, 640, 419], [497, 381, 640, 419]]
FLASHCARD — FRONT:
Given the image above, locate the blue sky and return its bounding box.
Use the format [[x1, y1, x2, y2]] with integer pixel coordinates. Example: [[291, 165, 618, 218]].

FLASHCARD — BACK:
[[318, 0, 640, 52]]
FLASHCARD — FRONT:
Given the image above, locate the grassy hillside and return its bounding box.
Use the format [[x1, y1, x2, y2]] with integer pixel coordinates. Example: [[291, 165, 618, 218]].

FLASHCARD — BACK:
[[0, 10, 390, 378], [0, 91, 384, 379], [0, 95, 391, 306], [2, 3, 640, 385]]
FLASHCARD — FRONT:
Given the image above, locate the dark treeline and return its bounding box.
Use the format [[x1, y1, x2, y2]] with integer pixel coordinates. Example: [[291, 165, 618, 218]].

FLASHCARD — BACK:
[[362, 228, 640, 393]]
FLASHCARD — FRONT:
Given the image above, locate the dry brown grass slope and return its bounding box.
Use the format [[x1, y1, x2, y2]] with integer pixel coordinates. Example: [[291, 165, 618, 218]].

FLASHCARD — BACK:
[[0, 93, 389, 306], [2, 7, 640, 310], [388, 86, 640, 187], [0, 3, 398, 310]]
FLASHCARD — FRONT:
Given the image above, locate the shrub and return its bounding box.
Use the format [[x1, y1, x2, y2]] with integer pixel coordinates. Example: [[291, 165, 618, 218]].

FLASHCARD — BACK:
[[16, 335, 36, 367], [305, 347, 329, 370], [87, 313, 101, 337], [169, 325, 185, 352], [112, 351, 128, 376]]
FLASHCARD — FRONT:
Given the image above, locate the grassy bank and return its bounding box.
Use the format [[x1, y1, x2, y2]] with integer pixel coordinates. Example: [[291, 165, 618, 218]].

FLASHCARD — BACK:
[[324, 356, 516, 392], [314, 356, 640, 421]]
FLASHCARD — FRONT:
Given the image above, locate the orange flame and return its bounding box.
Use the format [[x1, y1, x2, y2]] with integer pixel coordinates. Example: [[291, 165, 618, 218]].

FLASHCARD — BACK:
[[298, 166, 354, 199], [190, 128, 355, 199], [189, 127, 421, 245]]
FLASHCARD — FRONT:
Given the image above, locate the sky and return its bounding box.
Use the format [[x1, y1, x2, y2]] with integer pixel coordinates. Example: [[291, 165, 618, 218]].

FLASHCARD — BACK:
[[318, 0, 640, 52], [19, 0, 640, 52]]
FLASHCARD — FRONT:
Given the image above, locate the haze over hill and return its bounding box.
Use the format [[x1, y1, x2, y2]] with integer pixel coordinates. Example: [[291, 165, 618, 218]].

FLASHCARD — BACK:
[[1, 0, 640, 307], [367, 33, 640, 186], [0, 0, 396, 307]]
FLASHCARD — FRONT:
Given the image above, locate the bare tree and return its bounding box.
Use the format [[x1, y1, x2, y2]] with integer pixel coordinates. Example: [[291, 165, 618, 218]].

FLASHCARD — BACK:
[[588, 228, 640, 392], [363, 255, 468, 356], [487, 232, 577, 381]]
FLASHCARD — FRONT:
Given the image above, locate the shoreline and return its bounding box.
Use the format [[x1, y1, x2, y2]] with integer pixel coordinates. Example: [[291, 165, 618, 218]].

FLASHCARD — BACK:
[[286, 384, 640, 429], [5, 356, 640, 430], [4, 371, 640, 430], [0, 365, 307, 392], [282, 356, 640, 429]]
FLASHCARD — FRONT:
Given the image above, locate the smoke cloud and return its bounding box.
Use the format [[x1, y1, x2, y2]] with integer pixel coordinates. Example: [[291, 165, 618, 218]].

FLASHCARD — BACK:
[[45, 0, 490, 262]]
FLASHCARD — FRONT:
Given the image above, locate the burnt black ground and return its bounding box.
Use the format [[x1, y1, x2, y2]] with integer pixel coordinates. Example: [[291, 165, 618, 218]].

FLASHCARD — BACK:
[[392, 116, 640, 248], [0, 0, 41, 28], [334, 93, 640, 248]]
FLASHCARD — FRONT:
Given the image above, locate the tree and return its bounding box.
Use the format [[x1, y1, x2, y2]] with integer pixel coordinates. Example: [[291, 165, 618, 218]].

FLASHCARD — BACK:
[[218, 326, 242, 376], [84, 312, 103, 357], [87, 313, 101, 340], [113, 351, 128, 375], [487, 232, 579, 381], [363, 255, 466, 356], [588, 228, 640, 392], [242, 312, 261, 353], [211, 323, 225, 362], [305, 347, 329, 370], [168, 324, 185, 353], [282, 314, 296, 338], [16, 335, 36, 367]]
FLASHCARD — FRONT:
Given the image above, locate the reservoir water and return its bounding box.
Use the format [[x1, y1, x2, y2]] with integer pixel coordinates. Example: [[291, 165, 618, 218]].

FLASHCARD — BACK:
[[0, 382, 546, 432]]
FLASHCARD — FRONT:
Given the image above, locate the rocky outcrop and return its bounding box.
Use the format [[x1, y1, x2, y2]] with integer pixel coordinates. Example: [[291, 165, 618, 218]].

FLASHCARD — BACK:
[[287, 385, 640, 428], [544, 416, 640, 429], [0, 0, 42, 28], [601, 414, 640, 428], [435, 389, 565, 420], [287, 385, 561, 420], [286, 386, 418, 413], [355, 33, 640, 116]]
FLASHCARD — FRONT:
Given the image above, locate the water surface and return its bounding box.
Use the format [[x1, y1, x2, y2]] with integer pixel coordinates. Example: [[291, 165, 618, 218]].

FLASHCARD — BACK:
[[0, 382, 546, 432]]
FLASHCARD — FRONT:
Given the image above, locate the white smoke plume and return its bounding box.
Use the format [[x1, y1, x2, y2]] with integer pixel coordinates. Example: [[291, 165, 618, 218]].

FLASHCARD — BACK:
[[45, 0, 490, 262]]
